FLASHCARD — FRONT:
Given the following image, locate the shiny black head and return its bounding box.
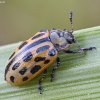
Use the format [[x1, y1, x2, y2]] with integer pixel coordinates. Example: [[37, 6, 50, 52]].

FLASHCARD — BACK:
[[63, 29, 76, 44]]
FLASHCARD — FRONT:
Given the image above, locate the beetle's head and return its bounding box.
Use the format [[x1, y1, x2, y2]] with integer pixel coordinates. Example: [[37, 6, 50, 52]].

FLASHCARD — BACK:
[[63, 29, 76, 44]]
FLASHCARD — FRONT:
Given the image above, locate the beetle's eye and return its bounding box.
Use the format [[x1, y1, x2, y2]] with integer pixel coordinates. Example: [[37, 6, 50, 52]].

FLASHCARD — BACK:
[[72, 39, 76, 43], [67, 39, 73, 44]]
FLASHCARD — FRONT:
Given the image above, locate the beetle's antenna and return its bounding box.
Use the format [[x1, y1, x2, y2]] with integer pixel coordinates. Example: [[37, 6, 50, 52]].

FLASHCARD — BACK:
[[69, 11, 83, 53], [69, 11, 74, 32]]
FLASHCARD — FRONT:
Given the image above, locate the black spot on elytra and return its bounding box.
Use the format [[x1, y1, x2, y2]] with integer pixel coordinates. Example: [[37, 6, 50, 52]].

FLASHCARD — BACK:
[[12, 62, 20, 70], [48, 49, 56, 56], [22, 52, 33, 62], [31, 33, 45, 40], [10, 76, 15, 83], [30, 65, 41, 74], [19, 67, 27, 75], [19, 41, 28, 50], [22, 76, 28, 81], [34, 57, 45, 62], [4, 58, 15, 80], [36, 45, 50, 53], [44, 60, 50, 64], [9, 52, 15, 60]]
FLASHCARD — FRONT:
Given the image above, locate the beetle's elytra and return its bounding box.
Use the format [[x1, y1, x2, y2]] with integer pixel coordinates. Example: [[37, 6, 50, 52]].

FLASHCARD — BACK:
[[4, 11, 96, 94]]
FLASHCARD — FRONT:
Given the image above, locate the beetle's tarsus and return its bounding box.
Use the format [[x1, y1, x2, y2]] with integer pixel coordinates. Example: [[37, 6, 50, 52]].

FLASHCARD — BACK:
[[38, 85, 42, 94], [38, 78, 43, 94], [50, 77, 54, 82], [82, 47, 96, 51], [38, 69, 47, 94], [51, 70, 55, 82]]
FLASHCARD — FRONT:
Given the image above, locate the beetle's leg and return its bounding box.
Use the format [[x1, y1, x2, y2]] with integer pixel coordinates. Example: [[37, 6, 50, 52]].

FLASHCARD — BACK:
[[64, 47, 96, 54], [64, 50, 78, 53], [82, 47, 96, 51], [38, 69, 47, 94], [51, 57, 60, 82]]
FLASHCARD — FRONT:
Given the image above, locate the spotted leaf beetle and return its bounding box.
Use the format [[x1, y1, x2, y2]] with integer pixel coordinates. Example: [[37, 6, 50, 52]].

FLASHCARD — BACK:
[[4, 11, 96, 94]]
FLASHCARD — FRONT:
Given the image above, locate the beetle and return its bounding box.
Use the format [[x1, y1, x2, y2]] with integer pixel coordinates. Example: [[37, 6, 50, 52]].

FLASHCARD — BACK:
[[4, 11, 96, 94]]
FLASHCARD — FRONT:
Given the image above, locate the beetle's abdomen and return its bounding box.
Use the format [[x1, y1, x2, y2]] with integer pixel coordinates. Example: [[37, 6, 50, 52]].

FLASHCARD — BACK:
[[5, 30, 57, 85]]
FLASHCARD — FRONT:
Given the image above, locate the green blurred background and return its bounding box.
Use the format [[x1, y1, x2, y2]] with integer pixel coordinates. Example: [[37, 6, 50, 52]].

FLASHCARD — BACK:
[[0, 0, 100, 46]]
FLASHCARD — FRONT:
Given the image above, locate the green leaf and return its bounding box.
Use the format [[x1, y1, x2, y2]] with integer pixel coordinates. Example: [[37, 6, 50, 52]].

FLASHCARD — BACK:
[[0, 26, 100, 100]]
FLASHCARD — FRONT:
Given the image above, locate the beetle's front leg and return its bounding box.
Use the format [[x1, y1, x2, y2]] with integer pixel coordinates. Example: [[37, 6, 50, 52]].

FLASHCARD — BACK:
[[64, 47, 96, 54], [81, 47, 96, 51], [50, 57, 60, 82]]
